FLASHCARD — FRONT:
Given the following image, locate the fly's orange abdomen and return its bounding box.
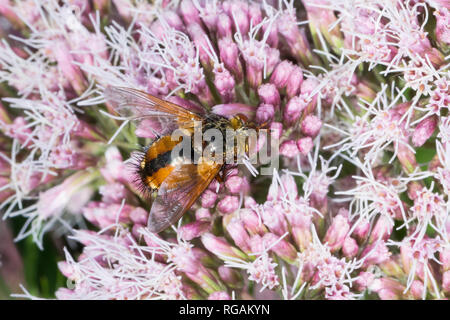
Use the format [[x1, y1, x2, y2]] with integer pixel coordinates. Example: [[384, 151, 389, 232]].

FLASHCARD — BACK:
[[144, 135, 181, 163], [140, 135, 182, 190], [145, 165, 175, 190]]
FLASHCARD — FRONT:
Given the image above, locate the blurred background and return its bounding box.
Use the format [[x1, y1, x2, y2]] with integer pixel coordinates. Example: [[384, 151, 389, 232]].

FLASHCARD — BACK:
[[0, 218, 66, 299]]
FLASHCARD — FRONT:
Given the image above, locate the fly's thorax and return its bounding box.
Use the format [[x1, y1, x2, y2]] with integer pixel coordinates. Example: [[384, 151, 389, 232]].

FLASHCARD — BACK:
[[203, 114, 231, 134], [201, 114, 254, 164]]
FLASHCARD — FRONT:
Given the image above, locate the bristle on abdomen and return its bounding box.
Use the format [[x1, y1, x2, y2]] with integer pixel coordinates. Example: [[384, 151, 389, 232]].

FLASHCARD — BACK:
[[136, 136, 181, 192]]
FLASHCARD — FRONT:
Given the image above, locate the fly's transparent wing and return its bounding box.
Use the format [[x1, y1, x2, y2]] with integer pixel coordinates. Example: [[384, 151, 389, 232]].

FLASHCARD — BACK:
[[104, 86, 203, 137], [147, 162, 222, 233]]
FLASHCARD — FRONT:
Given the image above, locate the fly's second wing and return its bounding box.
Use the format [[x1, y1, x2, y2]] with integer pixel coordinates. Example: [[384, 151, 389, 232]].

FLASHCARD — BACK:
[[104, 86, 203, 137], [147, 161, 222, 233]]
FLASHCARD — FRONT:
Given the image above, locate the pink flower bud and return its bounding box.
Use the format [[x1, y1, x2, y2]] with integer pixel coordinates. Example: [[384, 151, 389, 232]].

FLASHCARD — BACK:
[[225, 168, 239, 177], [214, 66, 236, 103], [261, 204, 288, 236], [412, 116, 437, 147], [355, 271, 375, 291], [84, 202, 135, 229], [255, 103, 275, 124], [222, 0, 249, 16], [180, 0, 201, 25], [195, 208, 211, 220], [361, 241, 391, 267], [111, 0, 134, 20], [143, 233, 163, 250], [58, 261, 75, 279], [248, 3, 262, 26], [369, 278, 405, 300], [0, 116, 32, 146], [37, 171, 96, 220], [73, 120, 106, 143], [129, 207, 148, 225], [297, 137, 313, 155], [226, 217, 251, 252], [440, 249, 450, 271], [301, 77, 319, 95], [217, 195, 239, 214], [324, 214, 350, 252], [281, 174, 298, 196], [353, 218, 371, 241], [280, 140, 300, 158], [201, 233, 246, 259], [217, 13, 233, 38], [162, 10, 185, 31], [49, 144, 91, 170], [55, 288, 76, 300], [225, 175, 244, 194], [265, 47, 281, 76], [263, 233, 298, 263], [244, 56, 264, 89], [267, 179, 279, 202], [397, 141, 418, 174], [195, 1, 220, 32], [244, 196, 257, 208], [187, 23, 213, 67], [99, 183, 128, 204], [284, 96, 307, 125], [131, 224, 144, 239], [410, 280, 425, 299], [170, 247, 203, 275], [433, 0, 450, 7], [369, 216, 393, 243], [239, 208, 265, 235], [342, 237, 359, 258], [101, 147, 128, 184], [270, 60, 294, 89], [229, 6, 249, 35], [208, 291, 231, 300], [434, 8, 450, 45], [150, 21, 168, 40], [208, 179, 223, 193], [258, 83, 280, 108], [280, 16, 316, 66], [270, 122, 283, 140], [218, 266, 242, 286], [249, 234, 264, 253], [286, 66, 303, 98], [218, 38, 242, 81], [179, 220, 211, 241], [289, 216, 313, 252], [407, 181, 423, 201], [262, 19, 279, 47], [300, 80, 319, 114], [201, 189, 218, 208], [0, 1, 25, 29], [212, 103, 255, 120], [301, 115, 322, 137], [443, 270, 450, 293], [52, 40, 87, 95]]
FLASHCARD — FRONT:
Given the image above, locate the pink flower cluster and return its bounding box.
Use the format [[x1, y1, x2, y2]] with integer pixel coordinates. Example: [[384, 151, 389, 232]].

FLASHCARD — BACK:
[[0, 0, 449, 300]]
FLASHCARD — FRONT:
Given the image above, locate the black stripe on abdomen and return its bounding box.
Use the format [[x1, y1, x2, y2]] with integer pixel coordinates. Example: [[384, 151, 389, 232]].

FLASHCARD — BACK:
[[144, 150, 172, 177]]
